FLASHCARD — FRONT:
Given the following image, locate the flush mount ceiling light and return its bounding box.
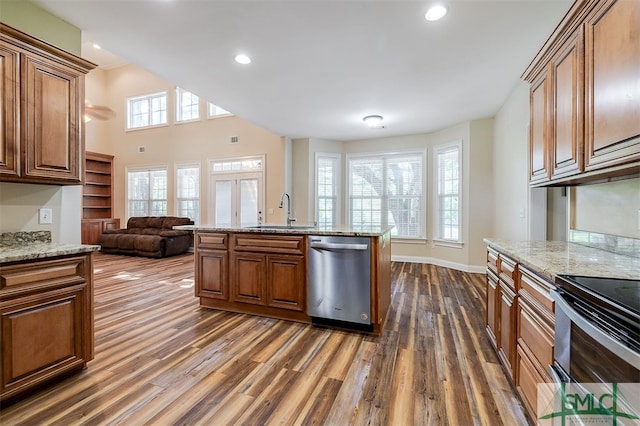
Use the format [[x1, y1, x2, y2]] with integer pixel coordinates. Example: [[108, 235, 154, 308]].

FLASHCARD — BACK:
[[92, 43, 101, 49], [363, 115, 384, 128], [425, 4, 447, 21], [234, 54, 251, 65]]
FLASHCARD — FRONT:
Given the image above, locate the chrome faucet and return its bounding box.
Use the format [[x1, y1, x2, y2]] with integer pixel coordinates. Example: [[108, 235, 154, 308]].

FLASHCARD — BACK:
[[279, 192, 296, 226]]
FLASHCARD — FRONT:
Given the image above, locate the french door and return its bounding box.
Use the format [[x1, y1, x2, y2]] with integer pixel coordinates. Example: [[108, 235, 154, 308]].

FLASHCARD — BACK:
[[209, 157, 264, 227]]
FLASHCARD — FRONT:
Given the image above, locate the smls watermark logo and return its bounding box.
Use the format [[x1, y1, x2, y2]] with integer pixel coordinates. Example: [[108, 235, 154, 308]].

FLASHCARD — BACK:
[[537, 382, 640, 425]]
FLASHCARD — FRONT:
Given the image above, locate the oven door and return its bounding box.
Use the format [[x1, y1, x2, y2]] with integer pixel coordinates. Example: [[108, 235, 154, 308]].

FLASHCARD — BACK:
[[551, 288, 640, 384]]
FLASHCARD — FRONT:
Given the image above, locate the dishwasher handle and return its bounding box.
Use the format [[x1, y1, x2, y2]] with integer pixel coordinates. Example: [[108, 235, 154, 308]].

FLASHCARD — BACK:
[[309, 241, 369, 251]]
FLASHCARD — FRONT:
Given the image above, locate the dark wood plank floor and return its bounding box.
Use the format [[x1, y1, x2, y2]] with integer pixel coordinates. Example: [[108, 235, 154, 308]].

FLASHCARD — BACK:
[[0, 253, 528, 425]]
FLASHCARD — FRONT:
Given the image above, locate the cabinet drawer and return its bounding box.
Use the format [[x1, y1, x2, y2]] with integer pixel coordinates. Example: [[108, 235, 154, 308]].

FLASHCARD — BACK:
[[516, 344, 553, 419], [0, 256, 88, 295], [498, 254, 517, 288], [518, 300, 554, 369], [233, 234, 304, 255], [197, 232, 228, 250], [519, 266, 554, 316], [487, 248, 499, 274]]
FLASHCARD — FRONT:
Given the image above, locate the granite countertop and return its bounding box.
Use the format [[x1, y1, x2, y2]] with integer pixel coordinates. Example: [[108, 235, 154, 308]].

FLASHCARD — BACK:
[[175, 224, 394, 237], [483, 238, 640, 282], [0, 243, 100, 264]]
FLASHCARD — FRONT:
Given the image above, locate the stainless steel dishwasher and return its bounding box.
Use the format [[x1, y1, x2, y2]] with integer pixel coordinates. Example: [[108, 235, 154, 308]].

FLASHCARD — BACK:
[[307, 235, 371, 328]]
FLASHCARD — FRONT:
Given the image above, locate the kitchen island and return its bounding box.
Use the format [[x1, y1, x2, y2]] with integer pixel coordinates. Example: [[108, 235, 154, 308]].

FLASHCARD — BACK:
[[0, 235, 99, 403], [185, 225, 393, 334]]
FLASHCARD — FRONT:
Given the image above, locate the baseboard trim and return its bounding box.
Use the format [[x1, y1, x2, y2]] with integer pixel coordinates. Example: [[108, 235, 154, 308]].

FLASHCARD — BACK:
[[391, 255, 486, 274]]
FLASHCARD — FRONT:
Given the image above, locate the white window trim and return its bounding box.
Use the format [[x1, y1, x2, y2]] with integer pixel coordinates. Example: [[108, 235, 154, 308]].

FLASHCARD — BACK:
[[175, 162, 201, 224], [346, 149, 427, 240], [314, 152, 342, 227], [175, 87, 201, 124], [433, 140, 463, 244], [125, 164, 169, 220], [125, 91, 169, 132]]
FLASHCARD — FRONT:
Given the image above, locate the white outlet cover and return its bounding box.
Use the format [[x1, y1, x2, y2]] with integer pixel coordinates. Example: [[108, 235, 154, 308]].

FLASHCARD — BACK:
[[39, 208, 52, 224]]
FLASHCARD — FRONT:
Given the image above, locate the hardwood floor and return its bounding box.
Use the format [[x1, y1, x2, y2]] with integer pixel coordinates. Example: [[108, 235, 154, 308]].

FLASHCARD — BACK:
[[0, 253, 528, 425]]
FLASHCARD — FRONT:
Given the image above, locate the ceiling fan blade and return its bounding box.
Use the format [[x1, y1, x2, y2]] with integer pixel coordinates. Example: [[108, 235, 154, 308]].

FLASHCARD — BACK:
[[85, 104, 116, 120]]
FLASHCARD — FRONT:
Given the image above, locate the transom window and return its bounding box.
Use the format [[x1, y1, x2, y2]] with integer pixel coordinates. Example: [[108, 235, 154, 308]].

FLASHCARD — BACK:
[[126, 92, 167, 129], [176, 164, 200, 224], [435, 142, 462, 242], [127, 168, 168, 219], [348, 152, 425, 239], [176, 88, 200, 122], [211, 158, 262, 173], [208, 102, 232, 118]]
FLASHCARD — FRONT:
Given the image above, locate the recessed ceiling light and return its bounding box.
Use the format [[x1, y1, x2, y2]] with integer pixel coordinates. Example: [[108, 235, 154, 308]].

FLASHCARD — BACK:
[[425, 4, 447, 21], [234, 54, 251, 65], [92, 43, 101, 49], [363, 115, 384, 128]]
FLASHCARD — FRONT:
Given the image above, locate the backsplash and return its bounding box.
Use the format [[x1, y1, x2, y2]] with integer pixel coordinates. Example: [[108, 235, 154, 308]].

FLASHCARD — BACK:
[[0, 231, 52, 247], [568, 230, 640, 258]]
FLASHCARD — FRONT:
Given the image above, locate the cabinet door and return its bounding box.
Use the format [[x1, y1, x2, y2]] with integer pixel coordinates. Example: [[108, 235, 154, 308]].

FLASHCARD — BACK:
[[103, 219, 120, 231], [1, 284, 89, 400], [197, 249, 229, 300], [267, 255, 305, 311], [529, 68, 551, 184], [486, 269, 499, 349], [551, 28, 584, 179], [231, 253, 266, 305], [585, 0, 640, 170], [81, 220, 103, 245], [21, 53, 83, 183], [0, 41, 19, 177], [498, 281, 516, 379]]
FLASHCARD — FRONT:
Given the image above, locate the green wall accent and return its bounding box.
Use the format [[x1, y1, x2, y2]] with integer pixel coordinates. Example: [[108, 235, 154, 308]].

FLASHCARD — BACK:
[[0, 0, 81, 54]]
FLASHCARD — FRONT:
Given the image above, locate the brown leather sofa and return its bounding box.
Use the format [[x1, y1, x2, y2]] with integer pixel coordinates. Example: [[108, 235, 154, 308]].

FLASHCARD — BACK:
[[97, 216, 194, 258]]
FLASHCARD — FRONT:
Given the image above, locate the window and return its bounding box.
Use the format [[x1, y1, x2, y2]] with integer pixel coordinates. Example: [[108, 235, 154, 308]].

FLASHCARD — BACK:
[[315, 153, 340, 228], [176, 88, 200, 122], [348, 152, 425, 239], [435, 142, 461, 242], [127, 168, 167, 219], [176, 164, 200, 224], [127, 92, 167, 129], [208, 102, 232, 118]]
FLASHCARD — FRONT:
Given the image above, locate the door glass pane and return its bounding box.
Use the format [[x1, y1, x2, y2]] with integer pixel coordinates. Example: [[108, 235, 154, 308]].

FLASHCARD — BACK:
[[215, 180, 232, 227], [239, 178, 258, 227]]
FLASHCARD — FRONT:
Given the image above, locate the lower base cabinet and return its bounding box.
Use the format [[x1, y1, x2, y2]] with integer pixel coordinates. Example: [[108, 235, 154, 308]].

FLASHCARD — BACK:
[[485, 247, 555, 422], [0, 253, 94, 403]]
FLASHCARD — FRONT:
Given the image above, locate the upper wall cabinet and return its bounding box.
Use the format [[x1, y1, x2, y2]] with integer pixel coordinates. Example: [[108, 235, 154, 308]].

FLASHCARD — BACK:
[[523, 0, 639, 186], [0, 23, 96, 185]]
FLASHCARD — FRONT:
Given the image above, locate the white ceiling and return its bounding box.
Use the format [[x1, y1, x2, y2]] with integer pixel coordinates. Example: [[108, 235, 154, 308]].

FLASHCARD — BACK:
[[33, 0, 571, 141]]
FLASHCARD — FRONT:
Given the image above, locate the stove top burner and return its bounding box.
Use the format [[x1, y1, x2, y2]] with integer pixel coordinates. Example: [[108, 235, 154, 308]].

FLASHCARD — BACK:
[[556, 275, 640, 321]]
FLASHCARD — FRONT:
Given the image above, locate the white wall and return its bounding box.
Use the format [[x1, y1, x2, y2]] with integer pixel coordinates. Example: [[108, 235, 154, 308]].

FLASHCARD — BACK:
[[492, 82, 530, 240]]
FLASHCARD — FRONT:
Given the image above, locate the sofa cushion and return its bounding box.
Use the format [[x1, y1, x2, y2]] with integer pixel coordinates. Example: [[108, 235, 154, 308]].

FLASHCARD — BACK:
[[133, 235, 164, 253], [162, 216, 194, 229], [127, 216, 166, 229]]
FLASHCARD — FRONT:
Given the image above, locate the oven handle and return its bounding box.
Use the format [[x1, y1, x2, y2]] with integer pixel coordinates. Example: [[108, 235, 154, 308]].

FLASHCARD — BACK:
[[551, 289, 640, 369]]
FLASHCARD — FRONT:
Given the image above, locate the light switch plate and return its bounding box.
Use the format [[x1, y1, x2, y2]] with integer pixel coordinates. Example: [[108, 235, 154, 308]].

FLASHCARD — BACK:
[[39, 208, 52, 224]]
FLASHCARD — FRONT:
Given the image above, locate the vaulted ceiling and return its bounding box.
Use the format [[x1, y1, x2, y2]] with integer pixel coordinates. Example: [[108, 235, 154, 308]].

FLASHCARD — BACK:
[[33, 0, 571, 141]]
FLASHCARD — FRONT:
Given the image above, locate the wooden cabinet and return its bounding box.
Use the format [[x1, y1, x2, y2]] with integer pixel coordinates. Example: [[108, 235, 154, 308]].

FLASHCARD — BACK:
[[230, 234, 305, 311], [497, 254, 517, 379], [0, 24, 95, 185], [81, 152, 118, 244], [0, 253, 94, 403], [523, 0, 639, 186], [550, 27, 584, 180], [515, 266, 555, 420], [195, 233, 229, 301], [485, 248, 499, 348], [584, 0, 640, 171]]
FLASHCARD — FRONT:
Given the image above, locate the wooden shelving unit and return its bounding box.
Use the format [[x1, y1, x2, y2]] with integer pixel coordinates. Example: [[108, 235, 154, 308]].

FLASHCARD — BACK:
[[81, 152, 120, 244]]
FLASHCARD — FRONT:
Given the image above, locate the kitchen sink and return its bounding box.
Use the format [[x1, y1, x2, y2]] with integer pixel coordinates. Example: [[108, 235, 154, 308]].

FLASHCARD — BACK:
[[244, 225, 316, 230]]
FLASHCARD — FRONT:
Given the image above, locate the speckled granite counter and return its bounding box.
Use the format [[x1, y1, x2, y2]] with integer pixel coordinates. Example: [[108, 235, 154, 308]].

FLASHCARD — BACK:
[[176, 224, 394, 237], [0, 243, 100, 264], [483, 239, 640, 282]]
